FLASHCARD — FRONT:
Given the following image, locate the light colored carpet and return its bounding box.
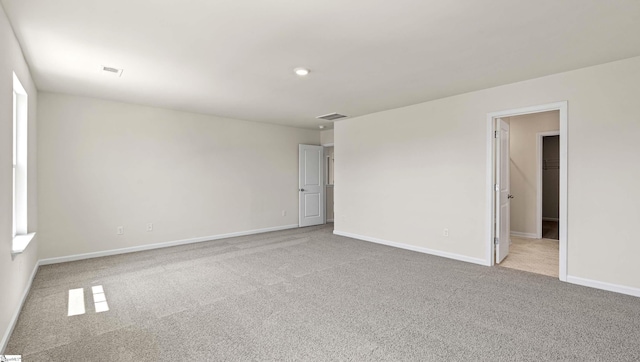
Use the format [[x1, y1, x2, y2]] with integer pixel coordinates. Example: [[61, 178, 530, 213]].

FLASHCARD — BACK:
[[6, 224, 640, 361], [499, 236, 559, 277]]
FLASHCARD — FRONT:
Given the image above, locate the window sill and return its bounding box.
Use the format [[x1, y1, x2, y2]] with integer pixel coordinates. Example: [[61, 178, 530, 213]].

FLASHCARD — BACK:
[[12, 232, 36, 257]]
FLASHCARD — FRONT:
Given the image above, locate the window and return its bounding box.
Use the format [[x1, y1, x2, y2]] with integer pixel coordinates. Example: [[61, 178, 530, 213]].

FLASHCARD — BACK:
[[11, 72, 34, 255]]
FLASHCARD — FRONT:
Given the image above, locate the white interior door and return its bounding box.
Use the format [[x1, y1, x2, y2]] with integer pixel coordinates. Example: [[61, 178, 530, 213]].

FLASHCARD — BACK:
[[299, 145, 324, 227], [496, 119, 511, 263]]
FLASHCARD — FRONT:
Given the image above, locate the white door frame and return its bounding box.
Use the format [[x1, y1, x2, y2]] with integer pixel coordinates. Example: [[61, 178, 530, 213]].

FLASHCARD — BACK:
[[536, 131, 560, 239], [485, 101, 568, 281]]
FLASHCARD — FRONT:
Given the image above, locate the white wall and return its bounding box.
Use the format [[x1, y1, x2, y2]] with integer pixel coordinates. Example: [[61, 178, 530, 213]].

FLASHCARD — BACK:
[[0, 5, 38, 352], [38, 93, 319, 259], [320, 129, 334, 145], [507, 111, 559, 236], [335, 56, 640, 290]]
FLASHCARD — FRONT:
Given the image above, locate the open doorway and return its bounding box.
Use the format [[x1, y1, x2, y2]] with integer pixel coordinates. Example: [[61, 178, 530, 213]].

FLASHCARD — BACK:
[[324, 146, 335, 224], [499, 113, 559, 277], [486, 102, 568, 281], [540, 134, 560, 240]]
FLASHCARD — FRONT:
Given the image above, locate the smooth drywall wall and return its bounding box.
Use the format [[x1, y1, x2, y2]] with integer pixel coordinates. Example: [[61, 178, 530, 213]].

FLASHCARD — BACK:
[[38, 93, 319, 259], [542, 136, 560, 220], [335, 56, 640, 290], [0, 5, 38, 352], [507, 111, 559, 235], [320, 129, 334, 145]]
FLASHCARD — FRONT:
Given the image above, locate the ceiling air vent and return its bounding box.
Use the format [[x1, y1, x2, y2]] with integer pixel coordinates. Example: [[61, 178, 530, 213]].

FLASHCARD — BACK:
[[316, 113, 347, 121], [101, 65, 124, 77]]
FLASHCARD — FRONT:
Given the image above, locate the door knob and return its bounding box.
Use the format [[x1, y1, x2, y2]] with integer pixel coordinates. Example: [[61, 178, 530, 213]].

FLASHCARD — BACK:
[[299, 188, 305, 192], [508, 194, 514, 199]]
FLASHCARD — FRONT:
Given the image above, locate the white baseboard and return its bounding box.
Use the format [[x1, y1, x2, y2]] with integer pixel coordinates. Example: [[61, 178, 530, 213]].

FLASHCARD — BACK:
[[510, 231, 538, 239], [542, 217, 559, 222], [566, 275, 640, 298], [333, 230, 488, 266], [39, 224, 299, 266], [1, 262, 39, 353]]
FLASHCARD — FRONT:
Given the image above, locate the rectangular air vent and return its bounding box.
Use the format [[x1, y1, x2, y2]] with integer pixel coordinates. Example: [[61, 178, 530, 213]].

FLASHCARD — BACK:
[[316, 113, 347, 121], [101, 65, 124, 77]]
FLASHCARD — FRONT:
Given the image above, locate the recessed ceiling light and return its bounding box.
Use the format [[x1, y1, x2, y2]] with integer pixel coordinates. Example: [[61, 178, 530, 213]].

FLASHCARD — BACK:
[[319, 125, 325, 129], [101, 65, 123, 77], [294, 67, 310, 76]]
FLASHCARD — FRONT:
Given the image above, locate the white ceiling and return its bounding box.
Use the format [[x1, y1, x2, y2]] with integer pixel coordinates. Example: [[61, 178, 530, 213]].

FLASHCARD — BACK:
[[2, 0, 640, 129]]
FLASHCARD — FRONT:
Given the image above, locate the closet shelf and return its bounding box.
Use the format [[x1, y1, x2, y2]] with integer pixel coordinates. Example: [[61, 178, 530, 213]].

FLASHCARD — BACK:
[[543, 159, 560, 170]]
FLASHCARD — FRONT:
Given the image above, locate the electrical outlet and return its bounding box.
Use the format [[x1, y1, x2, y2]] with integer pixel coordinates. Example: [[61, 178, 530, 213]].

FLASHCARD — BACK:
[[117, 226, 124, 235], [443, 228, 449, 237], [146, 223, 153, 232], [282, 210, 287, 217]]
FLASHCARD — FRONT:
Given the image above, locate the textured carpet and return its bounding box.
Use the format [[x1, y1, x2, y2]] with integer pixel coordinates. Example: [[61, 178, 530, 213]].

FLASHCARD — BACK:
[[6, 224, 640, 361], [499, 236, 559, 277]]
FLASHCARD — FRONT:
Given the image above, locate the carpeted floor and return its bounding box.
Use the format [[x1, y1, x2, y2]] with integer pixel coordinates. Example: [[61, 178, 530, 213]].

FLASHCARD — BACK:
[[6, 224, 640, 361]]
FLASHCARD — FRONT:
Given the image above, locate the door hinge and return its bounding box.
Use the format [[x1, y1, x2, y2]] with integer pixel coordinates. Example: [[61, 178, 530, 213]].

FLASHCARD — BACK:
[[494, 237, 499, 245], [494, 130, 498, 138]]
